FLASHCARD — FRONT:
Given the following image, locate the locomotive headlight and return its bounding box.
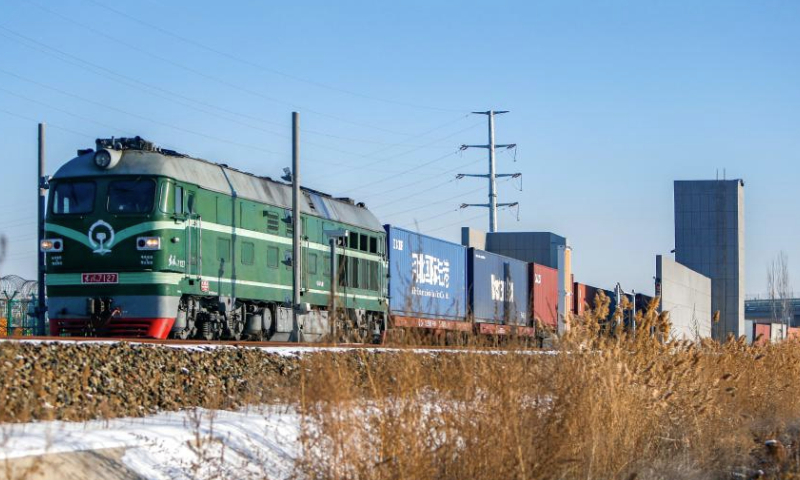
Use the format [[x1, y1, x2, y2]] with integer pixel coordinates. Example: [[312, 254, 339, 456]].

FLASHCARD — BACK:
[[40, 238, 63, 252], [94, 148, 122, 169], [136, 236, 161, 251]]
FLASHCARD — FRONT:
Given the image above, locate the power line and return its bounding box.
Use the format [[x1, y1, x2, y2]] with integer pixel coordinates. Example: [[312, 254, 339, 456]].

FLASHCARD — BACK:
[[322, 121, 481, 183], [0, 27, 465, 163], [0, 107, 96, 140], [0, 26, 459, 148], [2, 81, 468, 179], [364, 158, 483, 205], [423, 212, 487, 234], [386, 177, 513, 222], [399, 209, 460, 229], [18, 0, 430, 137], [0, 87, 142, 140], [383, 183, 489, 218], [336, 151, 457, 196], [338, 127, 501, 203], [0, 77, 475, 189], [0, 87, 479, 223], [423, 202, 519, 234], [0, 68, 285, 157], [81, 0, 464, 114], [0, 21, 481, 180]]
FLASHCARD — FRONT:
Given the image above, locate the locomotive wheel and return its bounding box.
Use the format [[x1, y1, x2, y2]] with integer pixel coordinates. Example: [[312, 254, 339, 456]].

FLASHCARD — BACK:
[[262, 308, 274, 340], [227, 306, 245, 341], [201, 327, 214, 341]]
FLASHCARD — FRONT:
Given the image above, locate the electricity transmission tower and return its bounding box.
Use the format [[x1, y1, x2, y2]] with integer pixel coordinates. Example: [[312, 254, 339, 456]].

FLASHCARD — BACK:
[[458, 110, 520, 233]]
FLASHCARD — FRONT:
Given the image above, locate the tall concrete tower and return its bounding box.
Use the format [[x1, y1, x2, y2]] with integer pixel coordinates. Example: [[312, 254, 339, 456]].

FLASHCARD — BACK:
[[674, 179, 745, 340]]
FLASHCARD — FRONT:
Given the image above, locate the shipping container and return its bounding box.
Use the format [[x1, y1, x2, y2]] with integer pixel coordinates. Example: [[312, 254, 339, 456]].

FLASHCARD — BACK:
[[532, 264, 558, 328], [385, 225, 467, 322], [771, 323, 786, 343], [468, 248, 529, 326], [574, 282, 602, 316], [754, 323, 770, 345], [789, 327, 800, 340]]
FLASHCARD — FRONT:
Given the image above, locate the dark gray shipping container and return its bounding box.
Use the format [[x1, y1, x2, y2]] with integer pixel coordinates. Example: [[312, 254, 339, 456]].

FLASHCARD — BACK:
[[385, 225, 468, 321], [468, 248, 530, 326]]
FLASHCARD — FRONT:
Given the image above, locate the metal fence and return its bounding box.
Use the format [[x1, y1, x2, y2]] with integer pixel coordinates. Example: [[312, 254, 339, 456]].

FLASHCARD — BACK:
[[0, 275, 39, 336]]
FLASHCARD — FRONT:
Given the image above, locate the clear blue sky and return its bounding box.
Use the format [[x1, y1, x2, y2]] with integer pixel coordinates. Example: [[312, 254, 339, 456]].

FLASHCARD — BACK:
[[1, 0, 798, 296]]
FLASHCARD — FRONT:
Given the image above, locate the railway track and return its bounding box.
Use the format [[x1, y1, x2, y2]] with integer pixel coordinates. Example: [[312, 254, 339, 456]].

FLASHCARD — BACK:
[[0, 335, 517, 351]]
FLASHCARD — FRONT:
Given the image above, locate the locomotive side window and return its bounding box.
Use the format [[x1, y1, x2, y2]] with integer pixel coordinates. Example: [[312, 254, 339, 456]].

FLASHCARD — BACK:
[[360, 259, 369, 288], [369, 237, 378, 254], [350, 257, 360, 288], [359, 234, 368, 252], [52, 181, 95, 214], [174, 186, 184, 215], [187, 192, 196, 214], [349, 231, 358, 249], [107, 178, 156, 214]]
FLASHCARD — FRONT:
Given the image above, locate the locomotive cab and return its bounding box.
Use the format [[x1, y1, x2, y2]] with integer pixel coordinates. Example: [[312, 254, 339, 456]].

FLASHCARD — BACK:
[[44, 138, 191, 338]]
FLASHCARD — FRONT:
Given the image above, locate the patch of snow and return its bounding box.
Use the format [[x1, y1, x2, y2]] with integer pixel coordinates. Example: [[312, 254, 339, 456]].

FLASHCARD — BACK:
[[0, 406, 300, 480]]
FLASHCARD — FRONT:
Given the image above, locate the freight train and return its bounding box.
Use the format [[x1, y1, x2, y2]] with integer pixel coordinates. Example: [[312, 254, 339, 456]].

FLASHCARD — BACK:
[[41, 137, 562, 341]]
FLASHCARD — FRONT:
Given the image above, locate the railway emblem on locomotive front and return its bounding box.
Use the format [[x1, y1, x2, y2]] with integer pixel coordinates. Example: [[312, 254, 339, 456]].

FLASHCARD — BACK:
[[88, 220, 115, 255]]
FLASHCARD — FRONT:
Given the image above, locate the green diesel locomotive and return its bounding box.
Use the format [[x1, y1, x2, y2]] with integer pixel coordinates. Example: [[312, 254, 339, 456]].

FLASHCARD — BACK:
[[42, 137, 387, 341]]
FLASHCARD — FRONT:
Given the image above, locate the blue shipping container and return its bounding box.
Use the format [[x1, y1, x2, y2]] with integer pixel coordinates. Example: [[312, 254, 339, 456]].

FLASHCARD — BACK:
[[468, 248, 530, 326], [385, 225, 467, 321]]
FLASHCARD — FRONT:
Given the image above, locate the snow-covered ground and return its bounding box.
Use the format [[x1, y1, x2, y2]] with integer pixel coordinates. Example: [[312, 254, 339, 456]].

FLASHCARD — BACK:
[[0, 406, 301, 479]]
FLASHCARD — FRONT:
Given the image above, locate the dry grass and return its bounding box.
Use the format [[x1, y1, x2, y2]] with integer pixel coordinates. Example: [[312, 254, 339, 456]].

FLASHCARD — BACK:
[[295, 295, 800, 480], [5, 292, 800, 478]]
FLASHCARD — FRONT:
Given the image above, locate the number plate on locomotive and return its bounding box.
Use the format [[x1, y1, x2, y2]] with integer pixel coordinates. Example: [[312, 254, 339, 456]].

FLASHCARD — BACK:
[[81, 273, 119, 284]]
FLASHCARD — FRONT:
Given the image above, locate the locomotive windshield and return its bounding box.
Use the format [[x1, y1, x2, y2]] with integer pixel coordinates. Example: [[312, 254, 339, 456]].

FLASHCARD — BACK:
[[107, 178, 156, 214], [52, 181, 96, 214]]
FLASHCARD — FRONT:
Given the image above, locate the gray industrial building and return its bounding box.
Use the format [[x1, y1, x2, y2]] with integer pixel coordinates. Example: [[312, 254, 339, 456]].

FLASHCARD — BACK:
[[656, 255, 712, 340], [674, 179, 745, 340], [462, 229, 567, 269]]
